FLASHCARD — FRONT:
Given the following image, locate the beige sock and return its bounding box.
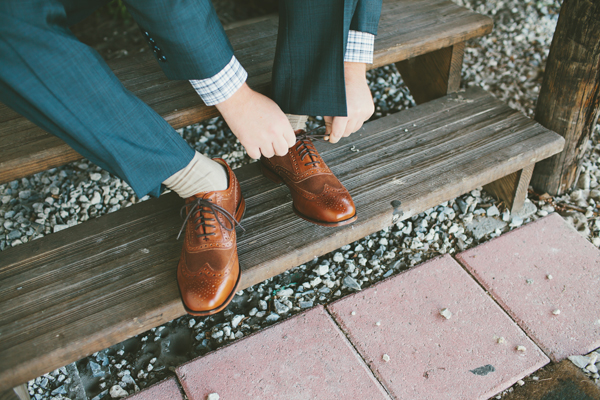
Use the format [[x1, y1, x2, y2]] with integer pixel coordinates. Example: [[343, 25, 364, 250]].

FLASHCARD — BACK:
[[286, 114, 308, 131], [163, 151, 228, 198]]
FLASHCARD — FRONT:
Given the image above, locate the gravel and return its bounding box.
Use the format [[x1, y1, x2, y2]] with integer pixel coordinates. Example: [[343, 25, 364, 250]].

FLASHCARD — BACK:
[[9, 0, 600, 399]]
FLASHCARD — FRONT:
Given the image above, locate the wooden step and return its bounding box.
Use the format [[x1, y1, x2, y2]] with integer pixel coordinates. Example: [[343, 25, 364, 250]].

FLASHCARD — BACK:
[[0, 0, 493, 184], [0, 87, 564, 390]]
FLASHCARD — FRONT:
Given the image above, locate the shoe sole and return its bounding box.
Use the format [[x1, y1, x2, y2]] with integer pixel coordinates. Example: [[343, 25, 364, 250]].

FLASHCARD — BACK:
[[180, 196, 246, 317], [261, 163, 358, 227]]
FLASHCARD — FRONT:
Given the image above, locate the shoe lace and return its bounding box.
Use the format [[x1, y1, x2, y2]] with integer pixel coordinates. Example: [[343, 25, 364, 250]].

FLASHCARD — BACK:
[[295, 127, 328, 167], [177, 196, 244, 240]]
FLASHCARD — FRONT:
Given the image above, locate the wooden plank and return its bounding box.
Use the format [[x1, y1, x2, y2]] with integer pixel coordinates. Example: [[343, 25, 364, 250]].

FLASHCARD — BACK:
[[0, 388, 23, 400], [395, 42, 465, 104], [0, 87, 563, 390], [0, 0, 493, 184], [484, 164, 535, 213], [530, 0, 600, 195]]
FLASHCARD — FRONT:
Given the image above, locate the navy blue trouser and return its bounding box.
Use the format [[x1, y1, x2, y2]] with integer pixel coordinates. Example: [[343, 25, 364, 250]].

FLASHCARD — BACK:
[[0, 0, 381, 198]]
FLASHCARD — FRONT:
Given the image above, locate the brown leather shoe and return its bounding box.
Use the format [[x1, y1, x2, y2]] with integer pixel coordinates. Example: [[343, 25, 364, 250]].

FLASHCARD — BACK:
[[260, 130, 357, 226], [176, 159, 245, 316]]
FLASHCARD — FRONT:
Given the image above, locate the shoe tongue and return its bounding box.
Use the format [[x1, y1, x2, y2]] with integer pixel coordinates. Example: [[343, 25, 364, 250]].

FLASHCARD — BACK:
[[190, 194, 222, 240]]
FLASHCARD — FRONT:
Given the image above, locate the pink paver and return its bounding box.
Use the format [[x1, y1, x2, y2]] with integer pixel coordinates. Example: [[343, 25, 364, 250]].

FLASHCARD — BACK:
[[456, 213, 600, 362], [327, 254, 549, 400], [126, 378, 183, 400], [176, 306, 390, 400]]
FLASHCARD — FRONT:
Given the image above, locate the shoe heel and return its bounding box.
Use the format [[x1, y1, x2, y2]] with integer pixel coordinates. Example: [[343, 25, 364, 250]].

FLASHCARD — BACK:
[[260, 163, 283, 184]]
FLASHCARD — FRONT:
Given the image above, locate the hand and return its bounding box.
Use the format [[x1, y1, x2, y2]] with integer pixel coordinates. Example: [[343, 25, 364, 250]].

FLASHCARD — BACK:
[[215, 83, 296, 159], [324, 62, 374, 144]]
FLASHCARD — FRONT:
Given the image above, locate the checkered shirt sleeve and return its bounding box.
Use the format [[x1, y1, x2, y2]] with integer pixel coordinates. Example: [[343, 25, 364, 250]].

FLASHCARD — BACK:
[[189, 55, 248, 106], [344, 30, 375, 64]]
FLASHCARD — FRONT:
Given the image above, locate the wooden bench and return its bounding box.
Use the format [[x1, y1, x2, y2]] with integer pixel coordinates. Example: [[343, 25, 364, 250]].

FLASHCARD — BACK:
[[0, 0, 566, 398]]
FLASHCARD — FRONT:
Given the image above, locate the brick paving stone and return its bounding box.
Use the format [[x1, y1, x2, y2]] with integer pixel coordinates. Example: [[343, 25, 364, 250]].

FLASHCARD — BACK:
[[126, 378, 183, 400], [327, 254, 549, 400], [455, 213, 600, 362], [176, 306, 390, 400]]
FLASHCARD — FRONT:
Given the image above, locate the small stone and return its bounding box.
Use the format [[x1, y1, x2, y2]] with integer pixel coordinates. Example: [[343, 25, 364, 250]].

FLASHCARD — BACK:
[[571, 190, 585, 201], [440, 308, 452, 319], [517, 380, 525, 386], [207, 394, 220, 400], [310, 277, 322, 287], [526, 279, 534, 285], [90, 192, 102, 205], [231, 315, 244, 328], [568, 355, 590, 369], [277, 288, 294, 298], [109, 385, 128, 398], [513, 201, 537, 220], [510, 217, 524, 227], [90, 172, 102, 181], [299, 300, 313, 309], [316, 264, 329, 276], [351, 311, 356, 316], [343, 276, 362, 291], [211, 331, 223, 339], [546, 274, 553, 280], [273, 299, 290, 315], [497, 337, 505, 344], [375, 321, 381, 326], [249, 308, 258, 316], [586, 364, 598, 374], [19, 190, 31, 199], [6, 230, 21, 240], [467, 217, 507, 240], [265, 313, 280, 322], [259, 300, 268, 310], [53, 224, 69, 233], [382, 354, 390, 362], [487, 205, 500, 217], [333, 252, 344, 263], [516, 345, 526, 352], [552, 309, 560, 315]]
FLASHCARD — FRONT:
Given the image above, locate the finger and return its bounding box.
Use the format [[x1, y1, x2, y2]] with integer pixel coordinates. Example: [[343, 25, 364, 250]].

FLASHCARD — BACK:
[[260, 146, 275, 159], [283, 127, 297, 148], [345, 120, 363, 137], [246, 146, 261, 160], [324, 116, 333, 140], [273, 137, 289, 157], [329, 117, 347, 144]]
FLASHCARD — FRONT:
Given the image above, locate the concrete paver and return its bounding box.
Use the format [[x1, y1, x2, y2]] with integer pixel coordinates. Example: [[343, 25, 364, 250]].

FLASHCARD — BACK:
[[456, 213, 600, 362], [126, 378, 183, 400], [176, 306, 390, 400], [327, 254, 549, 400]]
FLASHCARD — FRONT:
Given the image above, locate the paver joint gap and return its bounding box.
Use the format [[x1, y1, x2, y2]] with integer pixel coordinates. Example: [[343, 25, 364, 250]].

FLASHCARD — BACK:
[[323, 304, 395, 399], [451, 230, 555, 362]]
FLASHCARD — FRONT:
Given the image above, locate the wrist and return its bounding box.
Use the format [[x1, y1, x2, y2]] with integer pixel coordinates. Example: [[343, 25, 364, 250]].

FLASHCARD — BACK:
[[215, 82, 253, 114], [344, 62, 367, 82]]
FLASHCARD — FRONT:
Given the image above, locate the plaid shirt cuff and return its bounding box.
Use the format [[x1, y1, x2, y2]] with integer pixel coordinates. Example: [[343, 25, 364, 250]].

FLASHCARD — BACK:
[[189, 56, 248, 106], [344, 30, 375, 64]]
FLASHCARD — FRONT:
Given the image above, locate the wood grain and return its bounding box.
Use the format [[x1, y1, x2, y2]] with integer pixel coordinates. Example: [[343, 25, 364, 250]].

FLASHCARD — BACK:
[[0, 87, 563, 390], [530, 0, 600, 195], [0, 0, 493, 184], [484, 164, 535, 213], [395, 42, 465, 104]]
